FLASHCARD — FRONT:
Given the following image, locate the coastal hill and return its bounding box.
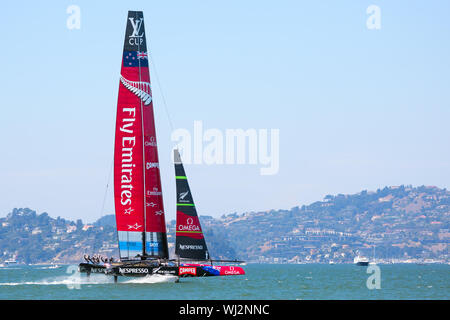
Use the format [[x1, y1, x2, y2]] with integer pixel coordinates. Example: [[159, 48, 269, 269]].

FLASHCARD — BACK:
[[0, 185, 448, 264]]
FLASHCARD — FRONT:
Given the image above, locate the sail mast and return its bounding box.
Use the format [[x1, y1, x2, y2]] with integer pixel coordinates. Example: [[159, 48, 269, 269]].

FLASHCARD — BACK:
[[135, 11, 147, 258]]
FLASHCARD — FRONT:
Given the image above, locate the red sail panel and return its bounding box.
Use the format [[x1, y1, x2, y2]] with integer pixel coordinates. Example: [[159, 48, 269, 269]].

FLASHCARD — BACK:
[[114, 11, 168, 259], [142, 80, 167, 234], [114, 60, 146, 258], [176, 211, 204, 240], [143, 92, 169, 257]]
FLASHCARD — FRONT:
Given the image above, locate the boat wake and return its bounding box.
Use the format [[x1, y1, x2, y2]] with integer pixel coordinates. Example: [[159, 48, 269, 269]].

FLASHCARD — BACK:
[[0, 274, 114, 286], [0, 273, 178, 286], [122, 274, 179, 284]]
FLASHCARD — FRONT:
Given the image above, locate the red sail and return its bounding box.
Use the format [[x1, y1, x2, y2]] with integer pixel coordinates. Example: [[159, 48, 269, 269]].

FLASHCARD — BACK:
[[114, 11, 168, 259]]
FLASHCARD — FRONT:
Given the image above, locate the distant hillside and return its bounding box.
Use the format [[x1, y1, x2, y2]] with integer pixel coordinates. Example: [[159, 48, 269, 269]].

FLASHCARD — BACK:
[[0, 185, 448, 264], [0, 208, 117, 264], [205, 185, 449, 263], [93, 215, 116, 228]]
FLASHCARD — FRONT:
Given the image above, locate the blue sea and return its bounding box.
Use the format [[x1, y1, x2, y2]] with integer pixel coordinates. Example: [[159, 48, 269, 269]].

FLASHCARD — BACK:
[[0, 264, 448, 300]]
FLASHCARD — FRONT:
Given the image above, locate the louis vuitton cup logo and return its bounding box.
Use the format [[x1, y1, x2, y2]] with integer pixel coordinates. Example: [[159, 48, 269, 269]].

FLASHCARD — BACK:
[[128, 17, 144, 46]]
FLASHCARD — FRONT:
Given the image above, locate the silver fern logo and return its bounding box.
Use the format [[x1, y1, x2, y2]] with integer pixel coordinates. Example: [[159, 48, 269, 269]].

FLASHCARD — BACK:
[[179, 191, 189, 201], [120, 75, 152, 105]]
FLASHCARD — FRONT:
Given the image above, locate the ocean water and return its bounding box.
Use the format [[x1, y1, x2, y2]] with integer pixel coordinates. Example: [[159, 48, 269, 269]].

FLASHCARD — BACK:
[[0, 264, 448, 300]]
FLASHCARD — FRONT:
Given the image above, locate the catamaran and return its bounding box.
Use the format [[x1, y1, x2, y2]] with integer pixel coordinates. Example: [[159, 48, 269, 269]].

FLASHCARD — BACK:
[[78, 11, 245, 282]]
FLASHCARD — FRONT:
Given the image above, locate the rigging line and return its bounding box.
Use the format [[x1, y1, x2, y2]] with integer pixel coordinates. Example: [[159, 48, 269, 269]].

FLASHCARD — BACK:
[[100, 157, 114, 217], [144, 12, 178, 155], [147, 49, 175, 133], [148, 50, 184, 156]]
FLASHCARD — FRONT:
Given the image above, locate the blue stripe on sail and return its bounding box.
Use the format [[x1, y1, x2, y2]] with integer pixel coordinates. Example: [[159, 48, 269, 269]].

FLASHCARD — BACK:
[[119, 241, 143, 251], [146, 241, 160, 250], [118, 241, 161, 254]]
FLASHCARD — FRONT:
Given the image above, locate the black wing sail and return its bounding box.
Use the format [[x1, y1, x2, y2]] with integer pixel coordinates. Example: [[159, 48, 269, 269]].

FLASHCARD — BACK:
[[174, 149, 210, 260]]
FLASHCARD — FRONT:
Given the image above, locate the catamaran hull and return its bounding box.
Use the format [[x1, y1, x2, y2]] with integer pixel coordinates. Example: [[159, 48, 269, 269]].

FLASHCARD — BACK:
[[79, 263, 107, 274], [78, 263, 245, 278]]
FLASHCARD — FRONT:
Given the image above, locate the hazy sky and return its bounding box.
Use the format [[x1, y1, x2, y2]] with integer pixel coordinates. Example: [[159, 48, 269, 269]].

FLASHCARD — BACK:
[[0, 1, 449, 223]]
